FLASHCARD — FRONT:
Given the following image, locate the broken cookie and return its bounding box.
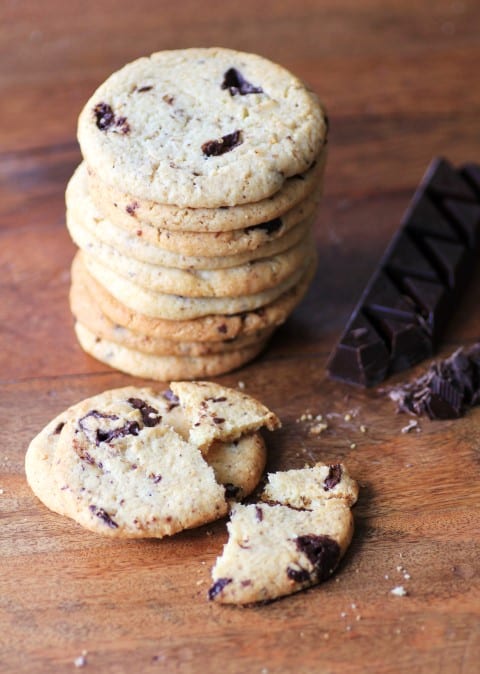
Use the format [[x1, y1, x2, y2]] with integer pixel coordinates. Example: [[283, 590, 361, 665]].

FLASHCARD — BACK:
[[209, 462, 358, 604], [25, 383, 278, 537]]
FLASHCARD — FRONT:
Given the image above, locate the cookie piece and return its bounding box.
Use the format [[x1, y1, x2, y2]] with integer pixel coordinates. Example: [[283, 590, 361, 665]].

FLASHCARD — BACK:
[[263, 463, 359, 508], [170, 380, 281, 450], [26, 386, 276, 536], [207, 434, 267, 501], [68, 162, 320, 260], [209, 463, 358, 604], [71, 251, 317, 343], [81, 250, 313, 320], [86, 148, 326, 233], [77, 48, 327, 208], [74, 322, 269, 380], [70, 214, 313, 297], [70, 271, 275, 356]]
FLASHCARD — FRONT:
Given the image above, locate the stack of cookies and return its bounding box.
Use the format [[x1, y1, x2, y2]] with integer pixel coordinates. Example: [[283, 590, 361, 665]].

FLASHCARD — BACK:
[[66, 48, 328, 380]]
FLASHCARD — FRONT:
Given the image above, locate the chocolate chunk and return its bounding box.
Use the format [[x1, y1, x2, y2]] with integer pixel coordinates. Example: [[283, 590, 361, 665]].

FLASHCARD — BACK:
[[127, 398, 162, 427], [125, 202, 139, 216], [295, 534, 341, 581], [286, 566, 311, 583], [162, 389, 179, 406], [137, 85, 153, 93], [93, 102, 130, 134], [328, 158, 480, 387], [54, 422, 65, 435], [221, 68, 263, 96], [224, 483, 240, 499], [245, 218, 283, 236], [323, 464, 343, 491], [213, 417, 225, 424], [202, 130, 242, 157], [255, 506, 263, 522], [389, 344, 480, 420], [327, 313, 390, 387], [208, 577, 232, 600], [78, 410, 140, 445], [94, 102, 115, 130], [89, 505, 118, 528]]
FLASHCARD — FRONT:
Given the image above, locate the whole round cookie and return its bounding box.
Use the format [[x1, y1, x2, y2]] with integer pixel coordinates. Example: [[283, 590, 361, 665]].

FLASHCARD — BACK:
[[68, 162, 320, 260], [70, 271, 274, 356], [69, 210, 313, 297], [81, 250, 313, 320], [26, 386, 276, 537], [77, 48, 327, 208], [86, 148, 326, 232], [74, 322, 269, 380], [71, 252, 317, 342]]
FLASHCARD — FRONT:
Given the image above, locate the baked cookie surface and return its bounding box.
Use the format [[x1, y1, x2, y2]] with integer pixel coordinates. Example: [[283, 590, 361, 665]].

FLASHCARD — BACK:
[[71, 252, 317, 343], [25, 384, 278, 536], [74, 322, 269, 380], [85, 149, 326, 233], [209, 462, 358, 604], [77, 48, 327, 207]]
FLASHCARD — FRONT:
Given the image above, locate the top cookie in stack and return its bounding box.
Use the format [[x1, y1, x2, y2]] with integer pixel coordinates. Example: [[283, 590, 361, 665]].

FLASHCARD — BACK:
[[67, 48, 328, 380]]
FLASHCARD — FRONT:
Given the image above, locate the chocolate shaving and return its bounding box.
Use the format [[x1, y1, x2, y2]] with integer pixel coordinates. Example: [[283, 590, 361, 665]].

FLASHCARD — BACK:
[[221, 68, 263, 96], [208, 577, 232, 600], [89, 505, 118, 528], [388, 344, 480, 420], [202, 130, 242, 157]]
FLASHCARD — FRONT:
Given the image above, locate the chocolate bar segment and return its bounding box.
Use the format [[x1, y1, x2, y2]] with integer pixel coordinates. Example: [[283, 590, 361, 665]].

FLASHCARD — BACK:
[[328, 157, 480, 387]]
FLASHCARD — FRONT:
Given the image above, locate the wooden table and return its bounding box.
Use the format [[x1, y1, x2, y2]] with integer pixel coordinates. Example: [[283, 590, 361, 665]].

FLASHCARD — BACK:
[[1, 2, 480, 672]]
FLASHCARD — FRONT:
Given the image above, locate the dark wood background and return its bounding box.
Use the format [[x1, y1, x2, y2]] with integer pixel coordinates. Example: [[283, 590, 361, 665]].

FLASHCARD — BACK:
[[1, 1, 480, 672]]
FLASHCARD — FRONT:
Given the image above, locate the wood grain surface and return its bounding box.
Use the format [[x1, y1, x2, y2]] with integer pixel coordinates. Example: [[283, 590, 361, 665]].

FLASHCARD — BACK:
[[1, 2, 480, 672]]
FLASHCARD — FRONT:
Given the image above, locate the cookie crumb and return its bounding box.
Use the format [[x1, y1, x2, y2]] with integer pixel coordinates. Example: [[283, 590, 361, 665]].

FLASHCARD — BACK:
[[344, 413, 352, 422], [359, 425, 367, 433], [309, 422, 328, 436], [74, 651, 88, 668], [401, 420, 419, 434], [0, 489, 4, 495], [390, 585, 408, 597], [350, 443, 356, 449], [237, 381, 246, 390]]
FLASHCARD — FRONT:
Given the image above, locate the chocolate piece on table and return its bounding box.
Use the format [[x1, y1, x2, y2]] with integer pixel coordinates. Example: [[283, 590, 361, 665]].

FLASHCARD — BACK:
[[327, 157, 480, 387], [388, 344, 480, 420]]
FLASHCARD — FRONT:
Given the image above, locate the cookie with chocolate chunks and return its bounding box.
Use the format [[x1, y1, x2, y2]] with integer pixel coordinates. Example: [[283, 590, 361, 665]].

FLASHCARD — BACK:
[[209, 462, 358, 604], [25, 384, 278, 537], [77, 48, 326, 209], [68, 163, 317, 268]]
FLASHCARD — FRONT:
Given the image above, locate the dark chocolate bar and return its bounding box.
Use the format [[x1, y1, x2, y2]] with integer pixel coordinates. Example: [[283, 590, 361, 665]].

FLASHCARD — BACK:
[[327, 157, 480, 387]]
